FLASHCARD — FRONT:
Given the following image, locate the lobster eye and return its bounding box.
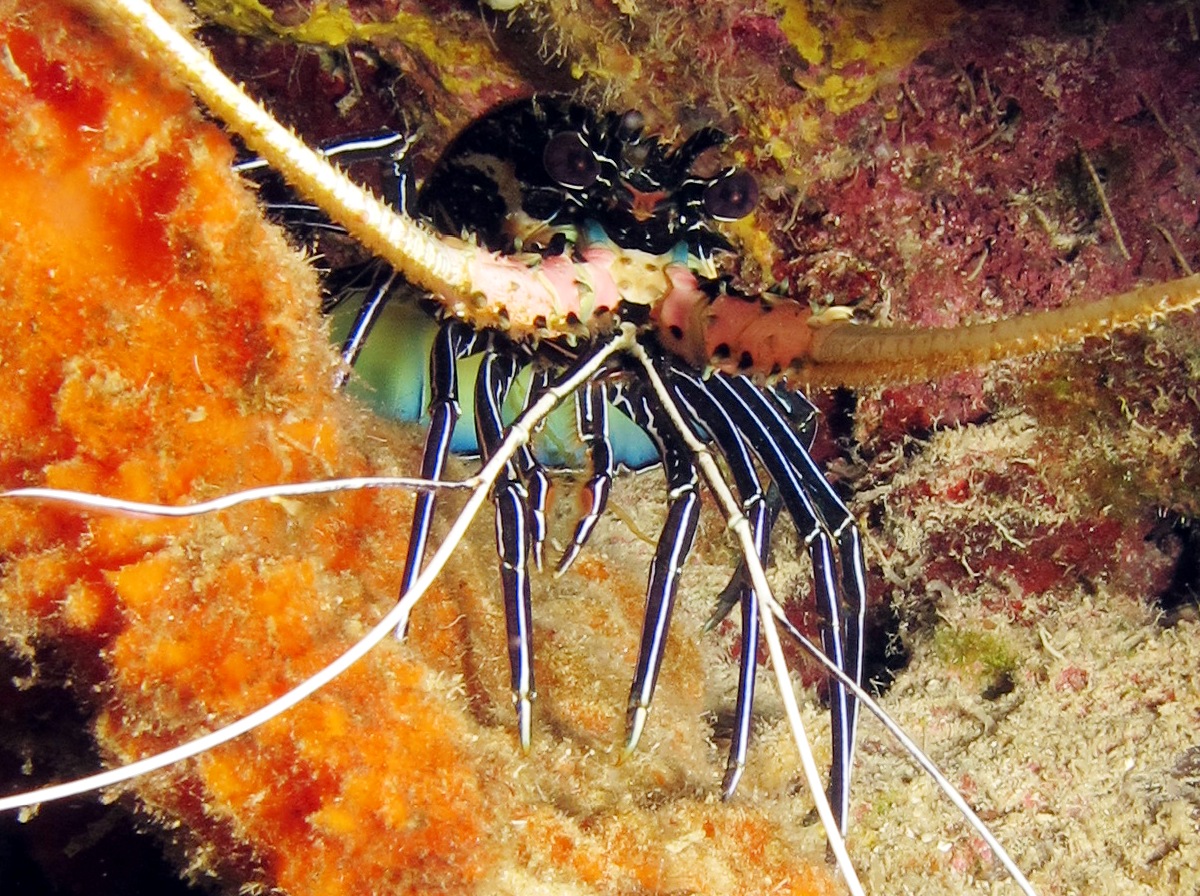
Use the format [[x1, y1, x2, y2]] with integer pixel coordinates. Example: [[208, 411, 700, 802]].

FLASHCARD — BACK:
[[703, 169, 758, 221], [543, 130, 600, 189]]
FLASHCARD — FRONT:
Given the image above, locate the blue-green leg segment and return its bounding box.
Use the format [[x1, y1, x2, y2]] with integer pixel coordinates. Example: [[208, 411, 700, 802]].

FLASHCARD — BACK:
[[398, 321, 486, 612]]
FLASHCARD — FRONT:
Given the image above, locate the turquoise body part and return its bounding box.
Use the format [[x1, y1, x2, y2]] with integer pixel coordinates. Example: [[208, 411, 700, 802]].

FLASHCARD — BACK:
[[330, 295, 659, 470]]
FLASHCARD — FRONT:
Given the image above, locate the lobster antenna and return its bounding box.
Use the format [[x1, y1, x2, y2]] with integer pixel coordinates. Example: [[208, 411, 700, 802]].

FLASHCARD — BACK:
[[0, 476, 466, 517], [803, 272, 1200, 388], [3, 327, 1041, 893], [627, 340, 1040, 896], [0, 327, 636, 814], [86, 0, 611, 338], [88, 0, 472, 298]]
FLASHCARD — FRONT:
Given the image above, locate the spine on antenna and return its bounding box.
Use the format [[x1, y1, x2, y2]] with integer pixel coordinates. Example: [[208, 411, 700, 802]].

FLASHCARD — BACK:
[[702, 273, 1200, 389]]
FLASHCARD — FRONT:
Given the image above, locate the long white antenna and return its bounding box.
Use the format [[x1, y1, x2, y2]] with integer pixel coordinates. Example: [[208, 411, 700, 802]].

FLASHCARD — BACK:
[[0, 476, 465, 517]]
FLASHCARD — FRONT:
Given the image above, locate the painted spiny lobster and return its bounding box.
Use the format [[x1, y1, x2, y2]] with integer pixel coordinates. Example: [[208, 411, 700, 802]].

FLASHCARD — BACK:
[[4, 2, 1200, 894], [241, 94, 873, 833]]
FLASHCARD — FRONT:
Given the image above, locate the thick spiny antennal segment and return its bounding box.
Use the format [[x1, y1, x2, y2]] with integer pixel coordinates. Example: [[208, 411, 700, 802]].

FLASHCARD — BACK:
[[804, 272, 1200, 387], [89, 1, 465, 293], [87, 0, 644, 339], [680, 273, 1200, 388]]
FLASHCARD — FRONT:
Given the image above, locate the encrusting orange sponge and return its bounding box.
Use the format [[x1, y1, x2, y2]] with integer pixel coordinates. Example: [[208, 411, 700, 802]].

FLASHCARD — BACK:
[[0, 2, 838, 894]]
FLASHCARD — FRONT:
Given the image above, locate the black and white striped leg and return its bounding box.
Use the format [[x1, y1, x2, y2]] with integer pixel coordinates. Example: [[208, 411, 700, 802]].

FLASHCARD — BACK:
[[725, 499, 768, 797], [609, 384, 703, 753], [704, 372, 866, 835], [555, 381, 616, 575], [664, 365, 775, 798], [706, 487, 783, 628], [474, 349, 537, 749], [398, 321, 485, 613], [237, 131, 419, 387], [236, 130, 416, 212], [707, 389, 816, 627], [514, 367, 554, 572], [332, 267, 399, 384], [725, 376, 865, 831], [237, 131, 417, 237]]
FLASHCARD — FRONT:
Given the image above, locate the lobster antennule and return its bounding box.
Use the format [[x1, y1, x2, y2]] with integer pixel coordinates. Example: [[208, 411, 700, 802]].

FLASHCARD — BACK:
[[660, 273, 1200, 388]]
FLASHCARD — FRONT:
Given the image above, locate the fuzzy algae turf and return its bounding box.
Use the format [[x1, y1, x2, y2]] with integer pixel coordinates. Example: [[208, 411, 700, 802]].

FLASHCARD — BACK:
[[0, 2, 840, 894]]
